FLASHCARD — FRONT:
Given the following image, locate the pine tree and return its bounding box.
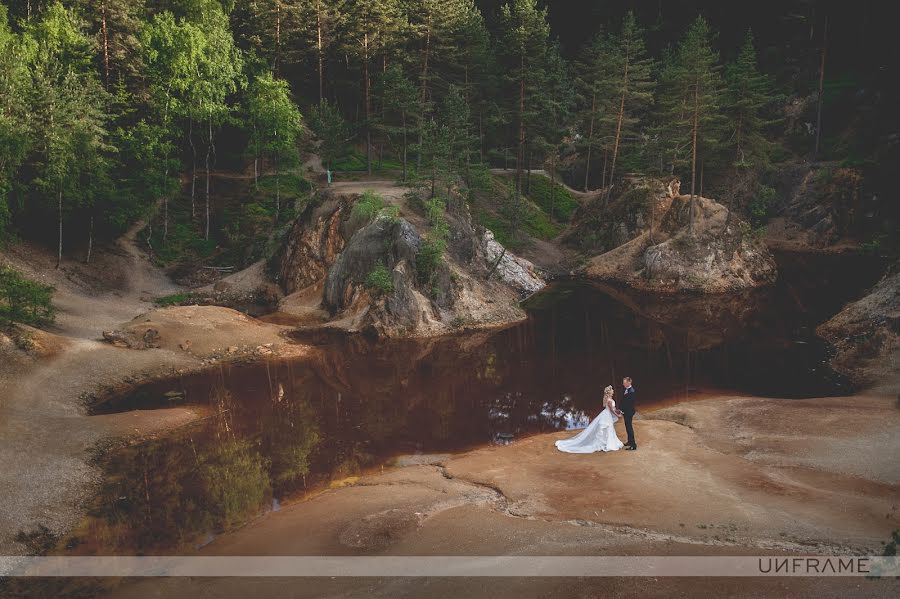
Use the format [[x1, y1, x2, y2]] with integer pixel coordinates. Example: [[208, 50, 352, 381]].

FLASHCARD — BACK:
[[297, 0, 340, 105], [75, 0, 144, 89], [603, 11, 655, 191], [377, 64, 418, 180], [340, 0, 406, 175], [533, 42, 574, 221], [574, 31, 613, 191], [724, 30, 780, 168], [307, 100, 349, 172], [656, 15, 725, 233], [497, 0, 552, 233]]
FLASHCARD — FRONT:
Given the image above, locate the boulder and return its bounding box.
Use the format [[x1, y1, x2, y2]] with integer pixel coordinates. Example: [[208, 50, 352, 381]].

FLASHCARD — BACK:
[[817, 267, 900, 391], [584, 194, 777, 293]]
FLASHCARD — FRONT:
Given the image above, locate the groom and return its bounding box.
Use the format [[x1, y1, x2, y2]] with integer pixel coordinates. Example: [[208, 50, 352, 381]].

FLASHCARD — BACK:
[[620, 377, 637, 450]]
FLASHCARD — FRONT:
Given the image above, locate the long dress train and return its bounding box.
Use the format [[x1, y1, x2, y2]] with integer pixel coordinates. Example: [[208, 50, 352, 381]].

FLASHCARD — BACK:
[[555, 400, 624, 453]]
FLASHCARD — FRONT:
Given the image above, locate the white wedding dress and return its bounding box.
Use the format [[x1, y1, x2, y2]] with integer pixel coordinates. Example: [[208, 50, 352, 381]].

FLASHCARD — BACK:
[[555, 399, 624, 453]]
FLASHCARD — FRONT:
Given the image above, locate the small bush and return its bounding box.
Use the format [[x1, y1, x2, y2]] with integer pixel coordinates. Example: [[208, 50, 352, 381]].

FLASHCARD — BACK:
[[416, 238, 446, 286], [365, 262, 394, 295], [416, 195, 450, 286], [748, 184, 778, 227], [0, 266, 55, 327], [350, 190, 385, 225]]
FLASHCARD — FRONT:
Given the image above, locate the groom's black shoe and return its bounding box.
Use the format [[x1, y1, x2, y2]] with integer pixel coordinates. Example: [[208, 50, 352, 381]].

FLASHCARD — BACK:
[[625, 445, 636, 450]]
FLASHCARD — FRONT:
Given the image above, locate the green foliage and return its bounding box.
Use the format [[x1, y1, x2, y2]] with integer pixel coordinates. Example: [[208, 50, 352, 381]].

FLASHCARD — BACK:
[[154, 292, 195, 306], [0, 266, 55, 327], [575, 11, 654, 188], [724, 30, 781, 168], [199, 439, 271, 530], [525, 175, 578, 221], [245, 71, 303, 217], [308, 101, 350, 171], [747, 183, 778, 227], [655, 16, 726, 195], [365, 262, 394, 295], [416, 196, 450, 286], [350, 190, 386, 225]]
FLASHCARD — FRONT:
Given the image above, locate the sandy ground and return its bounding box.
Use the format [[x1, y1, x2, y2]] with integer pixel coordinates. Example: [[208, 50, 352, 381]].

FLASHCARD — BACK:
[[97, 393, 900, 599], [0, 215, 295, 555]]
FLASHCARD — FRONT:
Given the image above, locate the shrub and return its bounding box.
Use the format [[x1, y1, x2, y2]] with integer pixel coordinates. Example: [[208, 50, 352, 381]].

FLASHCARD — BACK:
[[350, 190, 385, 225], [416, 237, 446, 286], [417, 195, 450, 286], [747, 183, 779, 227], [0, 266, 55, 327], [365, 262, 394, 295]]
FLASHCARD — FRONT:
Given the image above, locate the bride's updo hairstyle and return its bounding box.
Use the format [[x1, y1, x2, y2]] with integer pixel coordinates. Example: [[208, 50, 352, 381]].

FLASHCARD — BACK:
[[603, 385, 614, 399]]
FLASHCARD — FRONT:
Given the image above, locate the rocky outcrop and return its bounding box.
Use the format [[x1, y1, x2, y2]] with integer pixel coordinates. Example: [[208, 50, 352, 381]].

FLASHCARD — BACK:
[[561, 176, 680, 254], [765, 163, 877, 251], [275, 187, 546, 337], [817, 267, 899, 391], [583, 193, 777, 293], [482, 230, 544, 295], [274, 193, 350, 294]]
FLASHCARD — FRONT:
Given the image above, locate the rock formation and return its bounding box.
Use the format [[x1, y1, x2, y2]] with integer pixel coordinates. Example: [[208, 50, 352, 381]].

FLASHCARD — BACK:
[[579, 181, 777, 293], [273, 188, 545, 337], [817, 266, 899, 391]]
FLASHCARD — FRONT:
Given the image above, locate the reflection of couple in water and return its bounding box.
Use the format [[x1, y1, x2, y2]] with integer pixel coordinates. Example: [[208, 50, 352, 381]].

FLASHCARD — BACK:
[[555, 377, 637, 453]]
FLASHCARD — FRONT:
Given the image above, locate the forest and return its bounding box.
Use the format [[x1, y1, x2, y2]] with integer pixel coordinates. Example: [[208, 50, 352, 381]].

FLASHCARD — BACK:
[[0, 0, 896, 271]]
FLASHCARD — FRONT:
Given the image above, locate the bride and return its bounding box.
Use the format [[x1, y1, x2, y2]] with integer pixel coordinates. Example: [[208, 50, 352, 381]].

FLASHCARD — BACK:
[[555, 385, 625, 453]]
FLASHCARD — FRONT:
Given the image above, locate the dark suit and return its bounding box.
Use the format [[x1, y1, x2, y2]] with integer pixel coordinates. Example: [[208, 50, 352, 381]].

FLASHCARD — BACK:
[[620, 386, 636, 448]]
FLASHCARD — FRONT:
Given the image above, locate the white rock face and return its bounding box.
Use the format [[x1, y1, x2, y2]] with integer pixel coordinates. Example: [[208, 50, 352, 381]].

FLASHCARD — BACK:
[[482, 230, 545, 296]]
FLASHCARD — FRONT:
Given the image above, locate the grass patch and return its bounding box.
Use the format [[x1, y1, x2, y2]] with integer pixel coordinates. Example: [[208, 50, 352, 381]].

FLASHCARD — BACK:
[[154, 292, 195, 306], [525, 174, 578, 221], [332, 149, 403, 172], [0, 265, 55, 327]]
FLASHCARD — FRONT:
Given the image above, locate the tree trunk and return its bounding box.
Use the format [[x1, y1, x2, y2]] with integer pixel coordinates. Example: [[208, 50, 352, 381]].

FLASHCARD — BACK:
[[417, 19, 432, 171], [316, 1, 324, 104], [56, 188, 62, 269], [699, 159, 704, 198], [163, 195, 168, 241], [609, 50, 630, 190], [364, 33, 372, 175], [205, 113, 212, 240], [274, 1, 281, 76], [814, 16, 828, 158], [86, 215, 94, 264], [549, 155, 556, 221], [189, 114, 196, 218], [513, 51, 525, 235], [401, 110, 407, 180], [583, 93, 596, 192], [601, 146, 608, 189], [689, 83, 699, 235], [100, 1, 109, 88]]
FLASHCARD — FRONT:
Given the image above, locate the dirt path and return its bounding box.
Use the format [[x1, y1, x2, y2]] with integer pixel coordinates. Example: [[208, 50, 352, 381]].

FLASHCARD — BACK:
[[0, 208, 200, 553]]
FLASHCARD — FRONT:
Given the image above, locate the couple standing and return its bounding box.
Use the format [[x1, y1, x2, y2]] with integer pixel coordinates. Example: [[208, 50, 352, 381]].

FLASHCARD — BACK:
[[555, 377, 637, 453]]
